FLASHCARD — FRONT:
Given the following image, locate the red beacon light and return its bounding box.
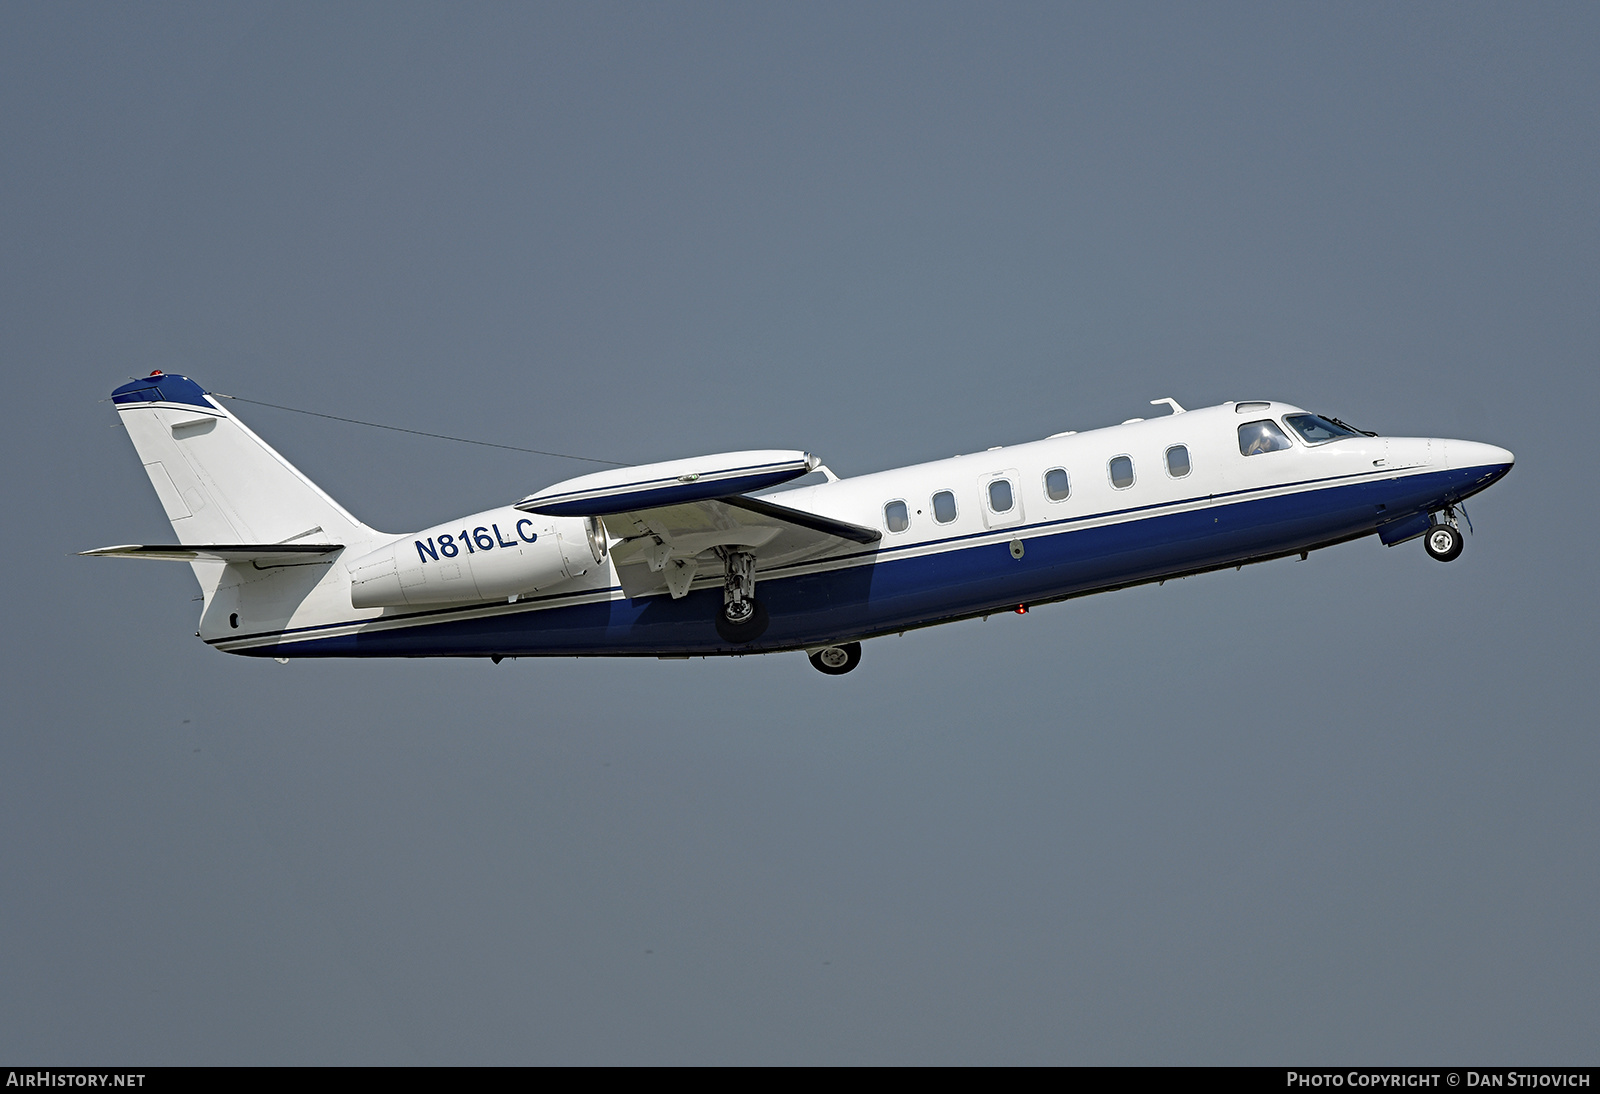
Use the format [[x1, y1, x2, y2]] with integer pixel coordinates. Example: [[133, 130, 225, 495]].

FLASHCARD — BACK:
[[1014, 603, 1028, 615], [148, 370, 162, 376]]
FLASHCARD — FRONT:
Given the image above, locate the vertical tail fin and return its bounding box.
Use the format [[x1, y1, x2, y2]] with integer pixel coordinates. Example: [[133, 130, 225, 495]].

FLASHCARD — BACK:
[[112, 372, 380, 547]]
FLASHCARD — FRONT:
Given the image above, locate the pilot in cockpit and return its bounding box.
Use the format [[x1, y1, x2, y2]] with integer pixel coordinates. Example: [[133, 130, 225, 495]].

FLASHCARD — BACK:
[[1239, 420, 1292, 456]]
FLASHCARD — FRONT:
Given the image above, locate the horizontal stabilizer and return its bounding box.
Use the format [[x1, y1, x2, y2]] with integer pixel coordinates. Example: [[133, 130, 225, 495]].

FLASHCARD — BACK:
[[80, 543, 343, 562]]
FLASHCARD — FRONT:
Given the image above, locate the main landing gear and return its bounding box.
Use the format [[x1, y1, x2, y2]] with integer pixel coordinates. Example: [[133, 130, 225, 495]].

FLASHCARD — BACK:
[[706, 547, 861, 674], [808, 642, 862, 675], [714, 547, 769, 643], [1424, 506, 1467, 563]]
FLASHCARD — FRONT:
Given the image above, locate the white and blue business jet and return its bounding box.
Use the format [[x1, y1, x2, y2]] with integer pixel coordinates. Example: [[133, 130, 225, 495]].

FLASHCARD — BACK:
[[88, 372, 1513, 674]]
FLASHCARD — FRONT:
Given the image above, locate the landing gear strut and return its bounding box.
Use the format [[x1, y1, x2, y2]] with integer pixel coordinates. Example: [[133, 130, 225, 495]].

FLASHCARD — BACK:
[[1424, 508, 1465, 563], [714, 548, 769, 643], [809, 642, 862, 675]]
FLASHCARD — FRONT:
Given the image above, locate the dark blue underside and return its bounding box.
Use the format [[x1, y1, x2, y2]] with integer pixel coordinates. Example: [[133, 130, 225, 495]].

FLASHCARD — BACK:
[[258, 463, 1509, 658]]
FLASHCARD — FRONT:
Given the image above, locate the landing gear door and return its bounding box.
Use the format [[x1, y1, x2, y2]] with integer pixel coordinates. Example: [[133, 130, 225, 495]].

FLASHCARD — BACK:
[[980, 469, 1025, 530]]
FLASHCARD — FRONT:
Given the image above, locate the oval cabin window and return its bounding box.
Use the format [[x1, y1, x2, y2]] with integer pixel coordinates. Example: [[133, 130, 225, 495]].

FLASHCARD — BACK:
[[1109, 456, 1135, 489], [1044, 467, 1070, 501], [884, 500, 910, 533], [1166, 445, 1191, 478]]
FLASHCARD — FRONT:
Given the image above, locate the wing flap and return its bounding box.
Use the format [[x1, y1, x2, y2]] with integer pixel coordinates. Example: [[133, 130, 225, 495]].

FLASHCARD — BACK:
[[604, 494, 878, 600]]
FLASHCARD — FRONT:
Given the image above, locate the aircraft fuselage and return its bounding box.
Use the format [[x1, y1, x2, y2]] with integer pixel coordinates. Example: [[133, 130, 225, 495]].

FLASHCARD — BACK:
[[183, 399, 1510, 662]]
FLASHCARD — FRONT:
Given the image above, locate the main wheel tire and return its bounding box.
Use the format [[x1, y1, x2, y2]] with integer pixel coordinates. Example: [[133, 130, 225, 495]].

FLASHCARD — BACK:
[[1424, 522, 1464, 562], [809, 642, 862, 675], [715, 598, 769, 643]]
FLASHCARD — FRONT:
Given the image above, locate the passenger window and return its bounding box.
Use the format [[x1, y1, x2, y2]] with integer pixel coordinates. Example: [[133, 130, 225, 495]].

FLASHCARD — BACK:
[[1044, 467, 1070, 502], [932, 490, 958, 524], [1238, 420, 1293, 456], [1109, 455, 1134, 489], [987, 479, 1014, 513], [884, 500, 909, 533], [1165, 445, 1191, 478]]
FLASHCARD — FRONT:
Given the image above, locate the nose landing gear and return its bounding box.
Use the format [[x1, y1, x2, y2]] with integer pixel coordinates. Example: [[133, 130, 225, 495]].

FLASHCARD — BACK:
[[1424, 506, 1467, 562], [808, 642, 862, 675]]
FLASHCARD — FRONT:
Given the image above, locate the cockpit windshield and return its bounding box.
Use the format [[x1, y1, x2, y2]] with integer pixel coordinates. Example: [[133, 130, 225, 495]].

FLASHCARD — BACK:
[[1283, 413, 1362, 445]]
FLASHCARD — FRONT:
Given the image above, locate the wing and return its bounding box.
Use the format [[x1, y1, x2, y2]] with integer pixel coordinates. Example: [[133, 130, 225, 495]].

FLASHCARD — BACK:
[[515, 450, 879, 600], [594, 494, 879, 599]]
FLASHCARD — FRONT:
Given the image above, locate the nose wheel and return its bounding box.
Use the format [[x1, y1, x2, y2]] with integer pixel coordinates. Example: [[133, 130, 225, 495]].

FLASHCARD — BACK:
[[1424, 520, 1464, 562], [808, 642, 861, 675]]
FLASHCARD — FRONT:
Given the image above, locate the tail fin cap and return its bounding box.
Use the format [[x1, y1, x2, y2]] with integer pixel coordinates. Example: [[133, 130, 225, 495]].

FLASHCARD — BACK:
[[112, 372, 216, 410]]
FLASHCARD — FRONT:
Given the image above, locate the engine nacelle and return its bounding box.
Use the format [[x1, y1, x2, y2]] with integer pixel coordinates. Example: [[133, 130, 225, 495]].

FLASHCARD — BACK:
[[347, 506, 605, 609]]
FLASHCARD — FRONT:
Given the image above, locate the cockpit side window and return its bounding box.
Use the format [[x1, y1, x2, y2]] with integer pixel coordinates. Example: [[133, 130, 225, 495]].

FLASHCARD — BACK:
[[1284, 413, 1361, 445], [1238, 420, 1294, 456]]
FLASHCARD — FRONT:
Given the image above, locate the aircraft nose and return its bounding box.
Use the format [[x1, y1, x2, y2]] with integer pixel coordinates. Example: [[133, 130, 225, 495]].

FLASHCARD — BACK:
[[1448, 440, 1515, 471]]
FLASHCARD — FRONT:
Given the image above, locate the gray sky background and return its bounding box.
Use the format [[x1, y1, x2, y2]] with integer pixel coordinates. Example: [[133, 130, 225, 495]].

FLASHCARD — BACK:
[[2, 2, 1596, 1064]]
